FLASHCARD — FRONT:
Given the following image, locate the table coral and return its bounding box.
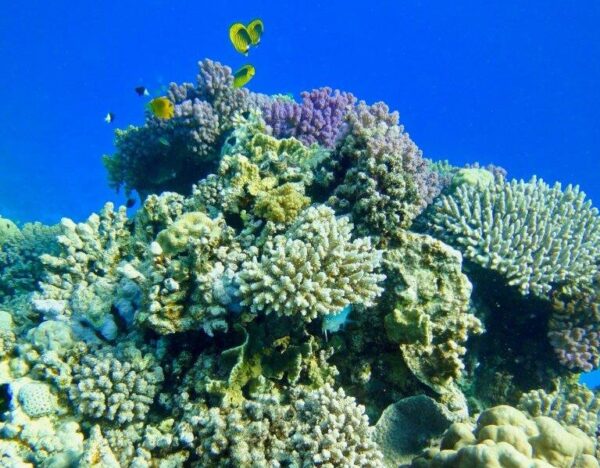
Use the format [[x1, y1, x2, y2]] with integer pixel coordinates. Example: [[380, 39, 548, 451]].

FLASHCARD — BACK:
[[426, 176, 600, 298], [412, 405, 599, 467], [239, 205, 385, 322]]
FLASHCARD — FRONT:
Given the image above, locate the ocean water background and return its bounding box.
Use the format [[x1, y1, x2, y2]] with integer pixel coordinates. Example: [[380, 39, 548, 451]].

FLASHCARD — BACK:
[[1, 1, 599, 386]]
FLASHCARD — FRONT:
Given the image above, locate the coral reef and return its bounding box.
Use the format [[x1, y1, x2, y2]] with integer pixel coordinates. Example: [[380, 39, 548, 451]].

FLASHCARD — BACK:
[[3, 57, 600, 465], [426, 176, 600, 297]]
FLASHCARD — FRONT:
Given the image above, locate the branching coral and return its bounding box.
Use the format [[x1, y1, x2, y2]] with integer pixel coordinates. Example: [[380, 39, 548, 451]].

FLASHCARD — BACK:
[[518, 379, 600, 439], [34, 203, 131, 341], [261, 87, 357, 148], [69, 343, 164, 425], [426, 176, 600, 297], [548, 274, 600, 371], [0, 222, 60, 304], [177, 384, 383, 467], [239, 205, 385, 322], [128, 211, 245, 335], [103, 59, 255, 198], [326, 101, 440, 239]]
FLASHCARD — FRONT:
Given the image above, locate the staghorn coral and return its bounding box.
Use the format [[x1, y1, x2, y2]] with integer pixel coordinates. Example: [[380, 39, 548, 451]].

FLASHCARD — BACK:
[[427, 176, 600, 298], [548, 274, 600, 371], [104, 59, 255, 198], [68, 343, 164, 425], [326, 101, 440, 239], [33, 203, 131, 341], [383, 230, 482, 413], [261, 87, 357, 148], [239, 205, 385, 322], [518, 378, 600, 439], [413, 405, 599, 468]]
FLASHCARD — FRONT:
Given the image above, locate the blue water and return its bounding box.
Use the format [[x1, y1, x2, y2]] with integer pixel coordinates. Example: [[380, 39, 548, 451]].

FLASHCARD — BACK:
[[1, 1, 598, 225]]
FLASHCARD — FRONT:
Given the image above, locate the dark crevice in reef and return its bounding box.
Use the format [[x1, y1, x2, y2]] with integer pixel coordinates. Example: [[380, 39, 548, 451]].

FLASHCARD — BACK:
[[460, 263, 567, 409]]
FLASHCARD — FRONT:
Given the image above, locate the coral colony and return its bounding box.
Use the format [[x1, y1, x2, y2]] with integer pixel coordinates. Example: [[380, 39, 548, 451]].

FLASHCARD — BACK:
[[0, 59, 600, 466]]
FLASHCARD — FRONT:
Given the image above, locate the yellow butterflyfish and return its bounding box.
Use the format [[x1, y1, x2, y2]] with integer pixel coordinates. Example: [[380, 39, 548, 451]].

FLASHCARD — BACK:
[[247, 19, 264, 45], [148, 97, 175, 120], [233, 64, 255, 88], [229, 22, 252, 55]]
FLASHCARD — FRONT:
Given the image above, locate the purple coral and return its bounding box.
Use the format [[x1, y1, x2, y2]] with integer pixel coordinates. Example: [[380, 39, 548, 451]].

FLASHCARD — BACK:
[[105, 59, 254, 198], [262, 87, 356, 148], [326, 101, 440, 237], [548, 280, 600, 372]]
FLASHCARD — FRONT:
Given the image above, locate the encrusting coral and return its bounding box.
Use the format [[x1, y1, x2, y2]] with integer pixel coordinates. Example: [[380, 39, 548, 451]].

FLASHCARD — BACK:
[[383, 230, 482, 409], [426, 176, 600, 298]]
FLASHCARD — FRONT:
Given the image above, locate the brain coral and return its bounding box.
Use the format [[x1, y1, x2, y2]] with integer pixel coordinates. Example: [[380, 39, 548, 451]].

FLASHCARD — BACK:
[[427, 176, 600, 297], [412, 405, 598, 468], [239, 205, 385, 322], [69, 344, 164, 425], [326, 101, 439, 239], [383, 230, 482, 403]]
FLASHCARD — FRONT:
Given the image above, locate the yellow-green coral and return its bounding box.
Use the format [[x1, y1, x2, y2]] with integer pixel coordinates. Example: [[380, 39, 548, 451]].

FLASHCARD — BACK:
[[383, 231, 482, 401], [253, 183, 310, 223], [156, 211, 222, 256]]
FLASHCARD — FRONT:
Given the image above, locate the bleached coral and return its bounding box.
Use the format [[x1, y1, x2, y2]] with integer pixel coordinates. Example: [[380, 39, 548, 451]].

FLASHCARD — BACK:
[[427, 176, 600, 297], [239, 205, 385, 322]]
